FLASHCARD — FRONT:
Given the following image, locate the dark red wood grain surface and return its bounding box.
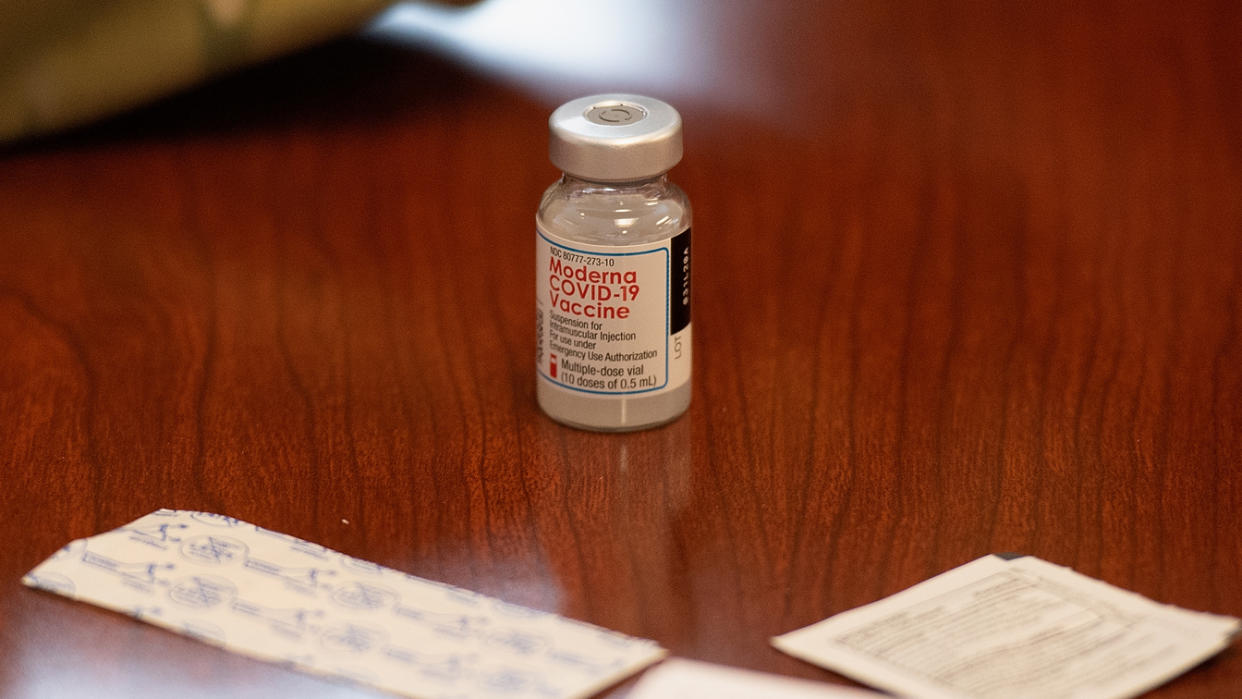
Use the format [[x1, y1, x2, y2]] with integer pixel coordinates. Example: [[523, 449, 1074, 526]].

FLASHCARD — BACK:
[[2, 2, 1240, 696]]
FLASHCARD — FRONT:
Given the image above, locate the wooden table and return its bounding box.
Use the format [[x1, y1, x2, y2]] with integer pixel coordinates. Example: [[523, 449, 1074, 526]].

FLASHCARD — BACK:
[[2, 1, 1240, 696]]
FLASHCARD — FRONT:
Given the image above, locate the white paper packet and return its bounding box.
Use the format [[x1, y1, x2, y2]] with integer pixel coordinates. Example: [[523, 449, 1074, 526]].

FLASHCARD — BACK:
[[773, 554, 1239, 699], [24, 508, 666, 698]]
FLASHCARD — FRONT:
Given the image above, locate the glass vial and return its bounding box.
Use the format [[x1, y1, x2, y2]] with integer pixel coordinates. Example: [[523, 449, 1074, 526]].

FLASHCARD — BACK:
[[535, 94, 692, 431]]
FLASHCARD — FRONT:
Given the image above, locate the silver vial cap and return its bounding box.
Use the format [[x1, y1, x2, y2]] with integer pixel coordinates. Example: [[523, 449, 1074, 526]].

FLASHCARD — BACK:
[[549, 94, 683, 183]]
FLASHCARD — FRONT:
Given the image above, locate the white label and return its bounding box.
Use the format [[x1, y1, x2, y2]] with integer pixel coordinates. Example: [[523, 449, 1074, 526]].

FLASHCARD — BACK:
[[536, 225, 691, 396]]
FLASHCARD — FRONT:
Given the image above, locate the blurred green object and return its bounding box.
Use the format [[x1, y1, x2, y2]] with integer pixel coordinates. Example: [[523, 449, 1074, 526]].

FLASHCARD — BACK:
[[0, 0, 469, 143]]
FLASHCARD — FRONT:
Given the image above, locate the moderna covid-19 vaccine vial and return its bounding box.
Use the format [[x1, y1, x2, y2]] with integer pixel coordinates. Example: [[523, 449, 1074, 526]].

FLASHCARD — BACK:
[[536, 94, 692, 431]]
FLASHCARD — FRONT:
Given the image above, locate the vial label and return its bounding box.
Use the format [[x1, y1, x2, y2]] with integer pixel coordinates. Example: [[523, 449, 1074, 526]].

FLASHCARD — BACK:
[[536, 226, 691, 396]]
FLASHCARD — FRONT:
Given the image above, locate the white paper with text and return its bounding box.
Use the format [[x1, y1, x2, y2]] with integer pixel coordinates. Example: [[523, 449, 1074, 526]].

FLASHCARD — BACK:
[[773, 555, 1238, 699]]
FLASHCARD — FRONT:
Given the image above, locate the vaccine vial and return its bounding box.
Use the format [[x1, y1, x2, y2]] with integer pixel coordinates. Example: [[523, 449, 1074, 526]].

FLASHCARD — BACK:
[[535, 94, 692, 431]]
